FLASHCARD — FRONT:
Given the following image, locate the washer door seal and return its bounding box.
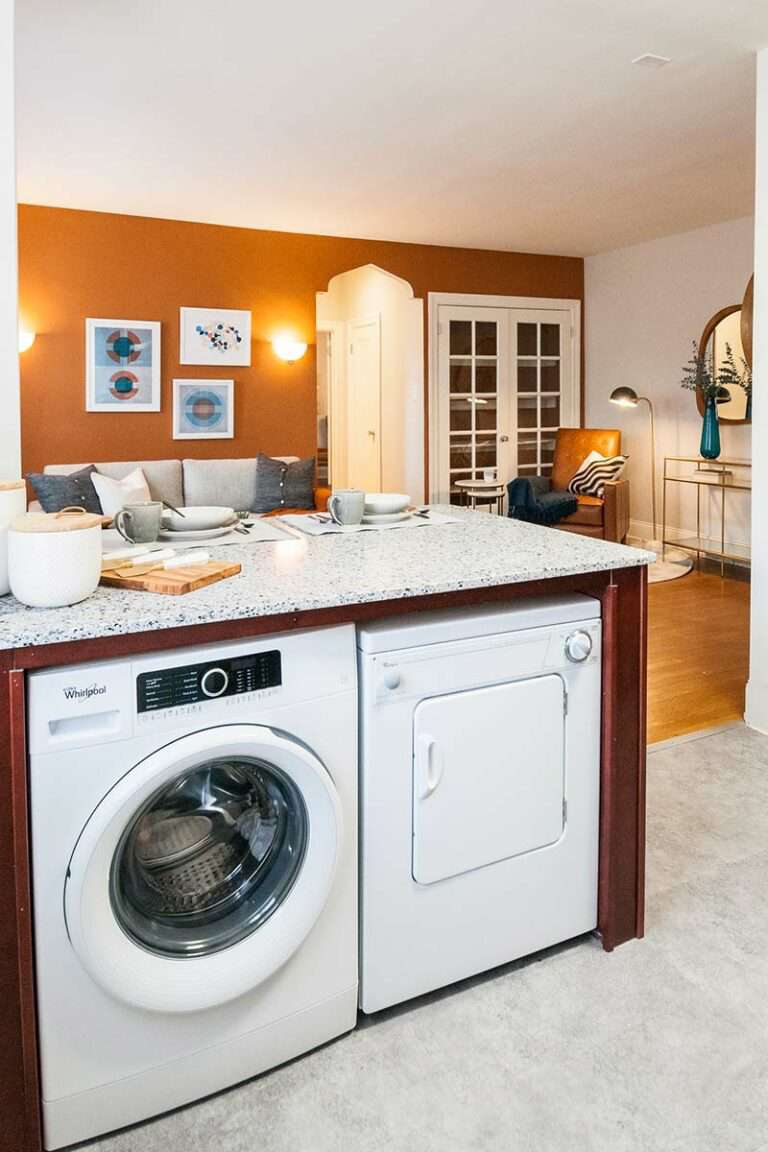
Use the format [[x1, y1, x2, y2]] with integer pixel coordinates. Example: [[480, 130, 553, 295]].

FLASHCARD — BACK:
[[65, 724, 341, 1013]]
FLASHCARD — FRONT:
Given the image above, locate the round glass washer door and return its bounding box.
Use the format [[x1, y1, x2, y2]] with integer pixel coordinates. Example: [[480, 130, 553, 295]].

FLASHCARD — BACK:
[[112, 755, 308, 958], [65, 725, 342, 1014]]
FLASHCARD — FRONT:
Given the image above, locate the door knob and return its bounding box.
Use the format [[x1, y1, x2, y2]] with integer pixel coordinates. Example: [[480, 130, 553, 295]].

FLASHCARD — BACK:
[[499, 434, 509, 443]]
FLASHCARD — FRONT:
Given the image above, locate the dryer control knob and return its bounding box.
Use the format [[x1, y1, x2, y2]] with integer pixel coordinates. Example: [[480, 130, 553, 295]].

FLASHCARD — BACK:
[[383, 668, 401, 690], [565, 630, 593, 663], [201, 667, 229, 697]]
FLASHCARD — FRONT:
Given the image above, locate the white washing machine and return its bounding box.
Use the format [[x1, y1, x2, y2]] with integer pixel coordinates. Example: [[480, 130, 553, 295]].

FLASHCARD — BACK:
[[358, 595, 601, 1013], [28, 626, 358, 1149]]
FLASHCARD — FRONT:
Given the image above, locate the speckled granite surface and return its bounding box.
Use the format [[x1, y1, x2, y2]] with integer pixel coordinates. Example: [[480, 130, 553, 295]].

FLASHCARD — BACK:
[[0, 507, 653, 651]]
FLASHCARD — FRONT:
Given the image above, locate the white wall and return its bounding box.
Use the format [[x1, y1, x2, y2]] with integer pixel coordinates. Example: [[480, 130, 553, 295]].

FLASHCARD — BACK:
[[586, 217, 754, 546], [0, 0, 20, 481], [746, 50, 768, 733], [317, 264, 424, 499]]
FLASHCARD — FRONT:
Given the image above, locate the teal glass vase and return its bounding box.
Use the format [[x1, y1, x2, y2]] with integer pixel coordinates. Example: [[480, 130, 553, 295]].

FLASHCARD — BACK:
[[700, 395, 721, 460]]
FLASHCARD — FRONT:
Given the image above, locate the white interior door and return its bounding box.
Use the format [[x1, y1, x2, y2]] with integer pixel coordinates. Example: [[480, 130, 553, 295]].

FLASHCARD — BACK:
[[511, 309, 578, 482], [436, 306, 512, 505], [412, 675, 566, 886], [433, 299, 579, 503], [347, 316, 382, 491]]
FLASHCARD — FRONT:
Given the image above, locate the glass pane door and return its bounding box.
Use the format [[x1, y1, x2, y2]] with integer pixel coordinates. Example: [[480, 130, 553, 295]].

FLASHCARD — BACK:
[[514, 319, 562, 479], [437, 307, 510, 505], [435, 302, 577, 504]]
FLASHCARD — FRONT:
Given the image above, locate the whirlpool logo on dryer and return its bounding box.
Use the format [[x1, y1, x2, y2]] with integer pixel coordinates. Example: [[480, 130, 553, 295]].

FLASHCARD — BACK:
[[62, 682, 108, 702]]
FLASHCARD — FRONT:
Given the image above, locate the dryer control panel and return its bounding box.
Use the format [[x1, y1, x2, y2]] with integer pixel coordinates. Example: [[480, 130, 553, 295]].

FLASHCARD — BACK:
[[137, 650, 282, 713]]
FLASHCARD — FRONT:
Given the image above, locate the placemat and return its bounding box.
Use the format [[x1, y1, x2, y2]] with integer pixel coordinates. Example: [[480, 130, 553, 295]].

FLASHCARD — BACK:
[[278, 510, 461, 536], [101, 518, 291, 555]]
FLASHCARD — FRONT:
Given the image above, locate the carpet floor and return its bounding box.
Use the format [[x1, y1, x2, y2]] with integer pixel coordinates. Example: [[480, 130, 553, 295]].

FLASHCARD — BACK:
[[87, 724, 768, 1152]]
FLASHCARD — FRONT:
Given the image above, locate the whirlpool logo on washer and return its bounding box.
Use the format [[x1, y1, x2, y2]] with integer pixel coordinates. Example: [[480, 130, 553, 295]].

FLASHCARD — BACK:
[[62, 682, 108, 702]]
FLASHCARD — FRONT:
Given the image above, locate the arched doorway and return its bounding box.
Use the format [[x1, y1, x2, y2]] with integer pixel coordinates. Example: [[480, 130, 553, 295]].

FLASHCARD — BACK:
[[316, 264, 424, 498]]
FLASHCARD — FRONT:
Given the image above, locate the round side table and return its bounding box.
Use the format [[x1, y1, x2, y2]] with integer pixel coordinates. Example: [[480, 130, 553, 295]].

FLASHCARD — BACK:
[[454, 479, 506, 515]]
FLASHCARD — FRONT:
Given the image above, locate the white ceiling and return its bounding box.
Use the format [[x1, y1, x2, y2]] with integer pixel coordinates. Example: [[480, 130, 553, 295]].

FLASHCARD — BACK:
[[14, 0, 768, 256]]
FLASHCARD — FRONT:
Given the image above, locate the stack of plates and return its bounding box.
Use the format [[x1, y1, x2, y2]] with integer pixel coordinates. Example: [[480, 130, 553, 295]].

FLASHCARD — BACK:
[[159, 506, 238, 542], [362, 493, 411, 525]]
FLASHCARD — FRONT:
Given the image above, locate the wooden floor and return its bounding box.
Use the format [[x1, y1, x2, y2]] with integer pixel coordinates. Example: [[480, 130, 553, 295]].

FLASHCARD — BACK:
[[647, 566, 750, 745]]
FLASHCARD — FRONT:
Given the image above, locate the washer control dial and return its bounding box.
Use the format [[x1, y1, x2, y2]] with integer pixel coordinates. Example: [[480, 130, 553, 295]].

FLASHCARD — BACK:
[[565, 630, 593, 663], [200, 667, 229, 697], [383, 668, 402, 690]]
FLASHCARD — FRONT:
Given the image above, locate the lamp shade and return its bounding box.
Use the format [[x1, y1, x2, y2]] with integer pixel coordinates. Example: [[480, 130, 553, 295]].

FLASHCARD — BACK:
[[272, 335, 308, 363], [609, 386, 639, 407]]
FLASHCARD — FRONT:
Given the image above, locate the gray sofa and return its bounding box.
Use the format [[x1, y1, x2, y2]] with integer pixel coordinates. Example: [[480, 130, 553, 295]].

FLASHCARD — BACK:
[[32, 456, 306, 514]]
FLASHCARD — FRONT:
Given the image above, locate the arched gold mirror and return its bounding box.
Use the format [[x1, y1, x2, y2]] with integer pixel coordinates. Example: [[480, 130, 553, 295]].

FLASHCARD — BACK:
[[696, 276, 753, 425]]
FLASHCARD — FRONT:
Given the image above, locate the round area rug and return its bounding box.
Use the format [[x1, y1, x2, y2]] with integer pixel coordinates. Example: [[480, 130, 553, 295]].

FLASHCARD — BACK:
[[646, 546, 694, 585]]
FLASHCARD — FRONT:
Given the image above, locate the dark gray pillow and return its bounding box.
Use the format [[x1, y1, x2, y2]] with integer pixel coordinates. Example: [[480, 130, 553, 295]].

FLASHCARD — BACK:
[[252, 455, 315, 513], [26, 465, 102, 514]]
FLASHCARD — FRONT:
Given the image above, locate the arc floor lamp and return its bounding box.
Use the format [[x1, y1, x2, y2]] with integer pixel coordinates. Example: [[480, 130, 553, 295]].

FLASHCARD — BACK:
[[610, 386, 657, 545]]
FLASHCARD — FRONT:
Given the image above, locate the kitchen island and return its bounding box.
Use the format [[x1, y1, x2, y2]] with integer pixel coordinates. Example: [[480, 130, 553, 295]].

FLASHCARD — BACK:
[[0, 509, 653, 1152]]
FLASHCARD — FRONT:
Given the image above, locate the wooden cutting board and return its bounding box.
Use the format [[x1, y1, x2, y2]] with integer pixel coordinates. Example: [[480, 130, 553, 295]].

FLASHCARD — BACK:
[[101, 560, 241, 595]]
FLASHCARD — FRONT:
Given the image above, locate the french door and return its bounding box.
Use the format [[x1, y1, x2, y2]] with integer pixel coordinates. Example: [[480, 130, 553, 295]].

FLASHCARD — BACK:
[[432, 298, 580, 504]]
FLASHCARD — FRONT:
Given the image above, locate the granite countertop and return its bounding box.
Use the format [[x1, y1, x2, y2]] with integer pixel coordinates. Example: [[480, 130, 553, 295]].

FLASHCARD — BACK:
[[0, 506, 654, 651]]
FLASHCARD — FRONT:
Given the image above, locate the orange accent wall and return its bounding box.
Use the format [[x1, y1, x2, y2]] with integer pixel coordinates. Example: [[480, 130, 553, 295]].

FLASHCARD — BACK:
[[18, 205, 583, 476]]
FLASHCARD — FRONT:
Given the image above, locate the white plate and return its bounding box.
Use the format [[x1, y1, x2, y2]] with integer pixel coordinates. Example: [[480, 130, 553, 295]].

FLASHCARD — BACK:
[[364, 492, 410, 515], [361, 510, 413, 525], [159, 524, 236, 542], [163, 505, 236, 532]]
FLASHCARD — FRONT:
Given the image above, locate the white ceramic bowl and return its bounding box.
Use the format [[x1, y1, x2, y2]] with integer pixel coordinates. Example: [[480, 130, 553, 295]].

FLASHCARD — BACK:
[[364, 492, 410, 515], [162, 506, 236, 532]]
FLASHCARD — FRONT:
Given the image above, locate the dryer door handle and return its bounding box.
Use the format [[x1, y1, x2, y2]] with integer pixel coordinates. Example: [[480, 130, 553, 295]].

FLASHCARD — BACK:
[[416, 734, 444, 799]]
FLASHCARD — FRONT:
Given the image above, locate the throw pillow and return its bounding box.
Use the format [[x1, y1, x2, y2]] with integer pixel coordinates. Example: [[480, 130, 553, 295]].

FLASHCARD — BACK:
[[26, 465, 102, 513], [567, 451, 628, 498], [252, 455, 315, 513], [91, 467, 152, 517]]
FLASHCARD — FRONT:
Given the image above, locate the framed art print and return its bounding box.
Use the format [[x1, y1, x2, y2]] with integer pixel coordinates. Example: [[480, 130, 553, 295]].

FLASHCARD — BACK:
[[85, 319, 161, 412], [173, 379, 235, 439], [180, 307, 251, 366]]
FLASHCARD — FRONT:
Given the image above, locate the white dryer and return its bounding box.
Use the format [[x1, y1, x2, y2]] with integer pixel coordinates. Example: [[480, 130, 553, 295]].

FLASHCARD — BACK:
[[28, 626, 358, 1149], [358, 595, 601, 1013]]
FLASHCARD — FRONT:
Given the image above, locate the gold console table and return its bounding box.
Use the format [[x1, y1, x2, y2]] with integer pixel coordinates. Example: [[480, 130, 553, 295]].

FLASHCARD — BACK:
[[662, 456, 751, 576]]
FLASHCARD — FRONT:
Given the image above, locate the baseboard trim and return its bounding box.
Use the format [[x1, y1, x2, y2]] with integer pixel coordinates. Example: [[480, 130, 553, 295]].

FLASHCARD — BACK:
[[648, 720, 744, 753]]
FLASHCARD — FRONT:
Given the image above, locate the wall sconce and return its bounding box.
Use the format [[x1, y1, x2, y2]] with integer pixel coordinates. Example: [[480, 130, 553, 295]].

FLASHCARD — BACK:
[[272, 334, 308, 363], [19, 328, 36, 353]]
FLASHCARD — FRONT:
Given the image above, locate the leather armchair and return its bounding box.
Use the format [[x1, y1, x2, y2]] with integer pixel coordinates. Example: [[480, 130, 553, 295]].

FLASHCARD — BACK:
[[550, 428, 629, 543]]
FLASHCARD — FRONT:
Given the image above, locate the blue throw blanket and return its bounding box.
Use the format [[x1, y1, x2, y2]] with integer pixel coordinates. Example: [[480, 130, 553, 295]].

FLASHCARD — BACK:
[[507, 476, 578, 526]]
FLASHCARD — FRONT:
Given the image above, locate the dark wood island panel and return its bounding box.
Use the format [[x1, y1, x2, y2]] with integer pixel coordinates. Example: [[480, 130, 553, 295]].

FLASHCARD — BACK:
[[0, 564, 647, 1152]]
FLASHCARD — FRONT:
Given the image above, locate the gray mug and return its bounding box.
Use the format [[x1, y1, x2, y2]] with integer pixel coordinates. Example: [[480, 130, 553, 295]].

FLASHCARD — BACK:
[[114, 501, 164, 544], [328, 489, 365, 527]]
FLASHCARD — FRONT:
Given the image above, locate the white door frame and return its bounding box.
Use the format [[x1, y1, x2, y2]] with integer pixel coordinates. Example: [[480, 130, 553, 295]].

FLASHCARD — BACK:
[[317, 319, 345, 487], [428, 293, 582, 502]]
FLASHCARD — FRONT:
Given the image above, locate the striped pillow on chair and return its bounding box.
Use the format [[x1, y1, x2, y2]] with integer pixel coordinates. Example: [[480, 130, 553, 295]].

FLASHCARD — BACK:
[[567, 450, 628, 498]]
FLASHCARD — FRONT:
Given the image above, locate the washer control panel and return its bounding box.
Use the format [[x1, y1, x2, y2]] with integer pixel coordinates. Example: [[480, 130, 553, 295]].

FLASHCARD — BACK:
[[137, 650, 282, 713]]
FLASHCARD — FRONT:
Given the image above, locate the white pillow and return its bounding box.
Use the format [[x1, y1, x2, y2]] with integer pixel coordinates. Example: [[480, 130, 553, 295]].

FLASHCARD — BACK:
[[567, 451, 628, 498], [91, 467, 152, 517]]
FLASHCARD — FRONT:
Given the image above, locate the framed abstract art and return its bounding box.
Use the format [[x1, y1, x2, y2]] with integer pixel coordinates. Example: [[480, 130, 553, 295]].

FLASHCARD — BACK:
[[172, 379, 235, 440], [85, 319, 161, 412], [179, 307, 252, 366]]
